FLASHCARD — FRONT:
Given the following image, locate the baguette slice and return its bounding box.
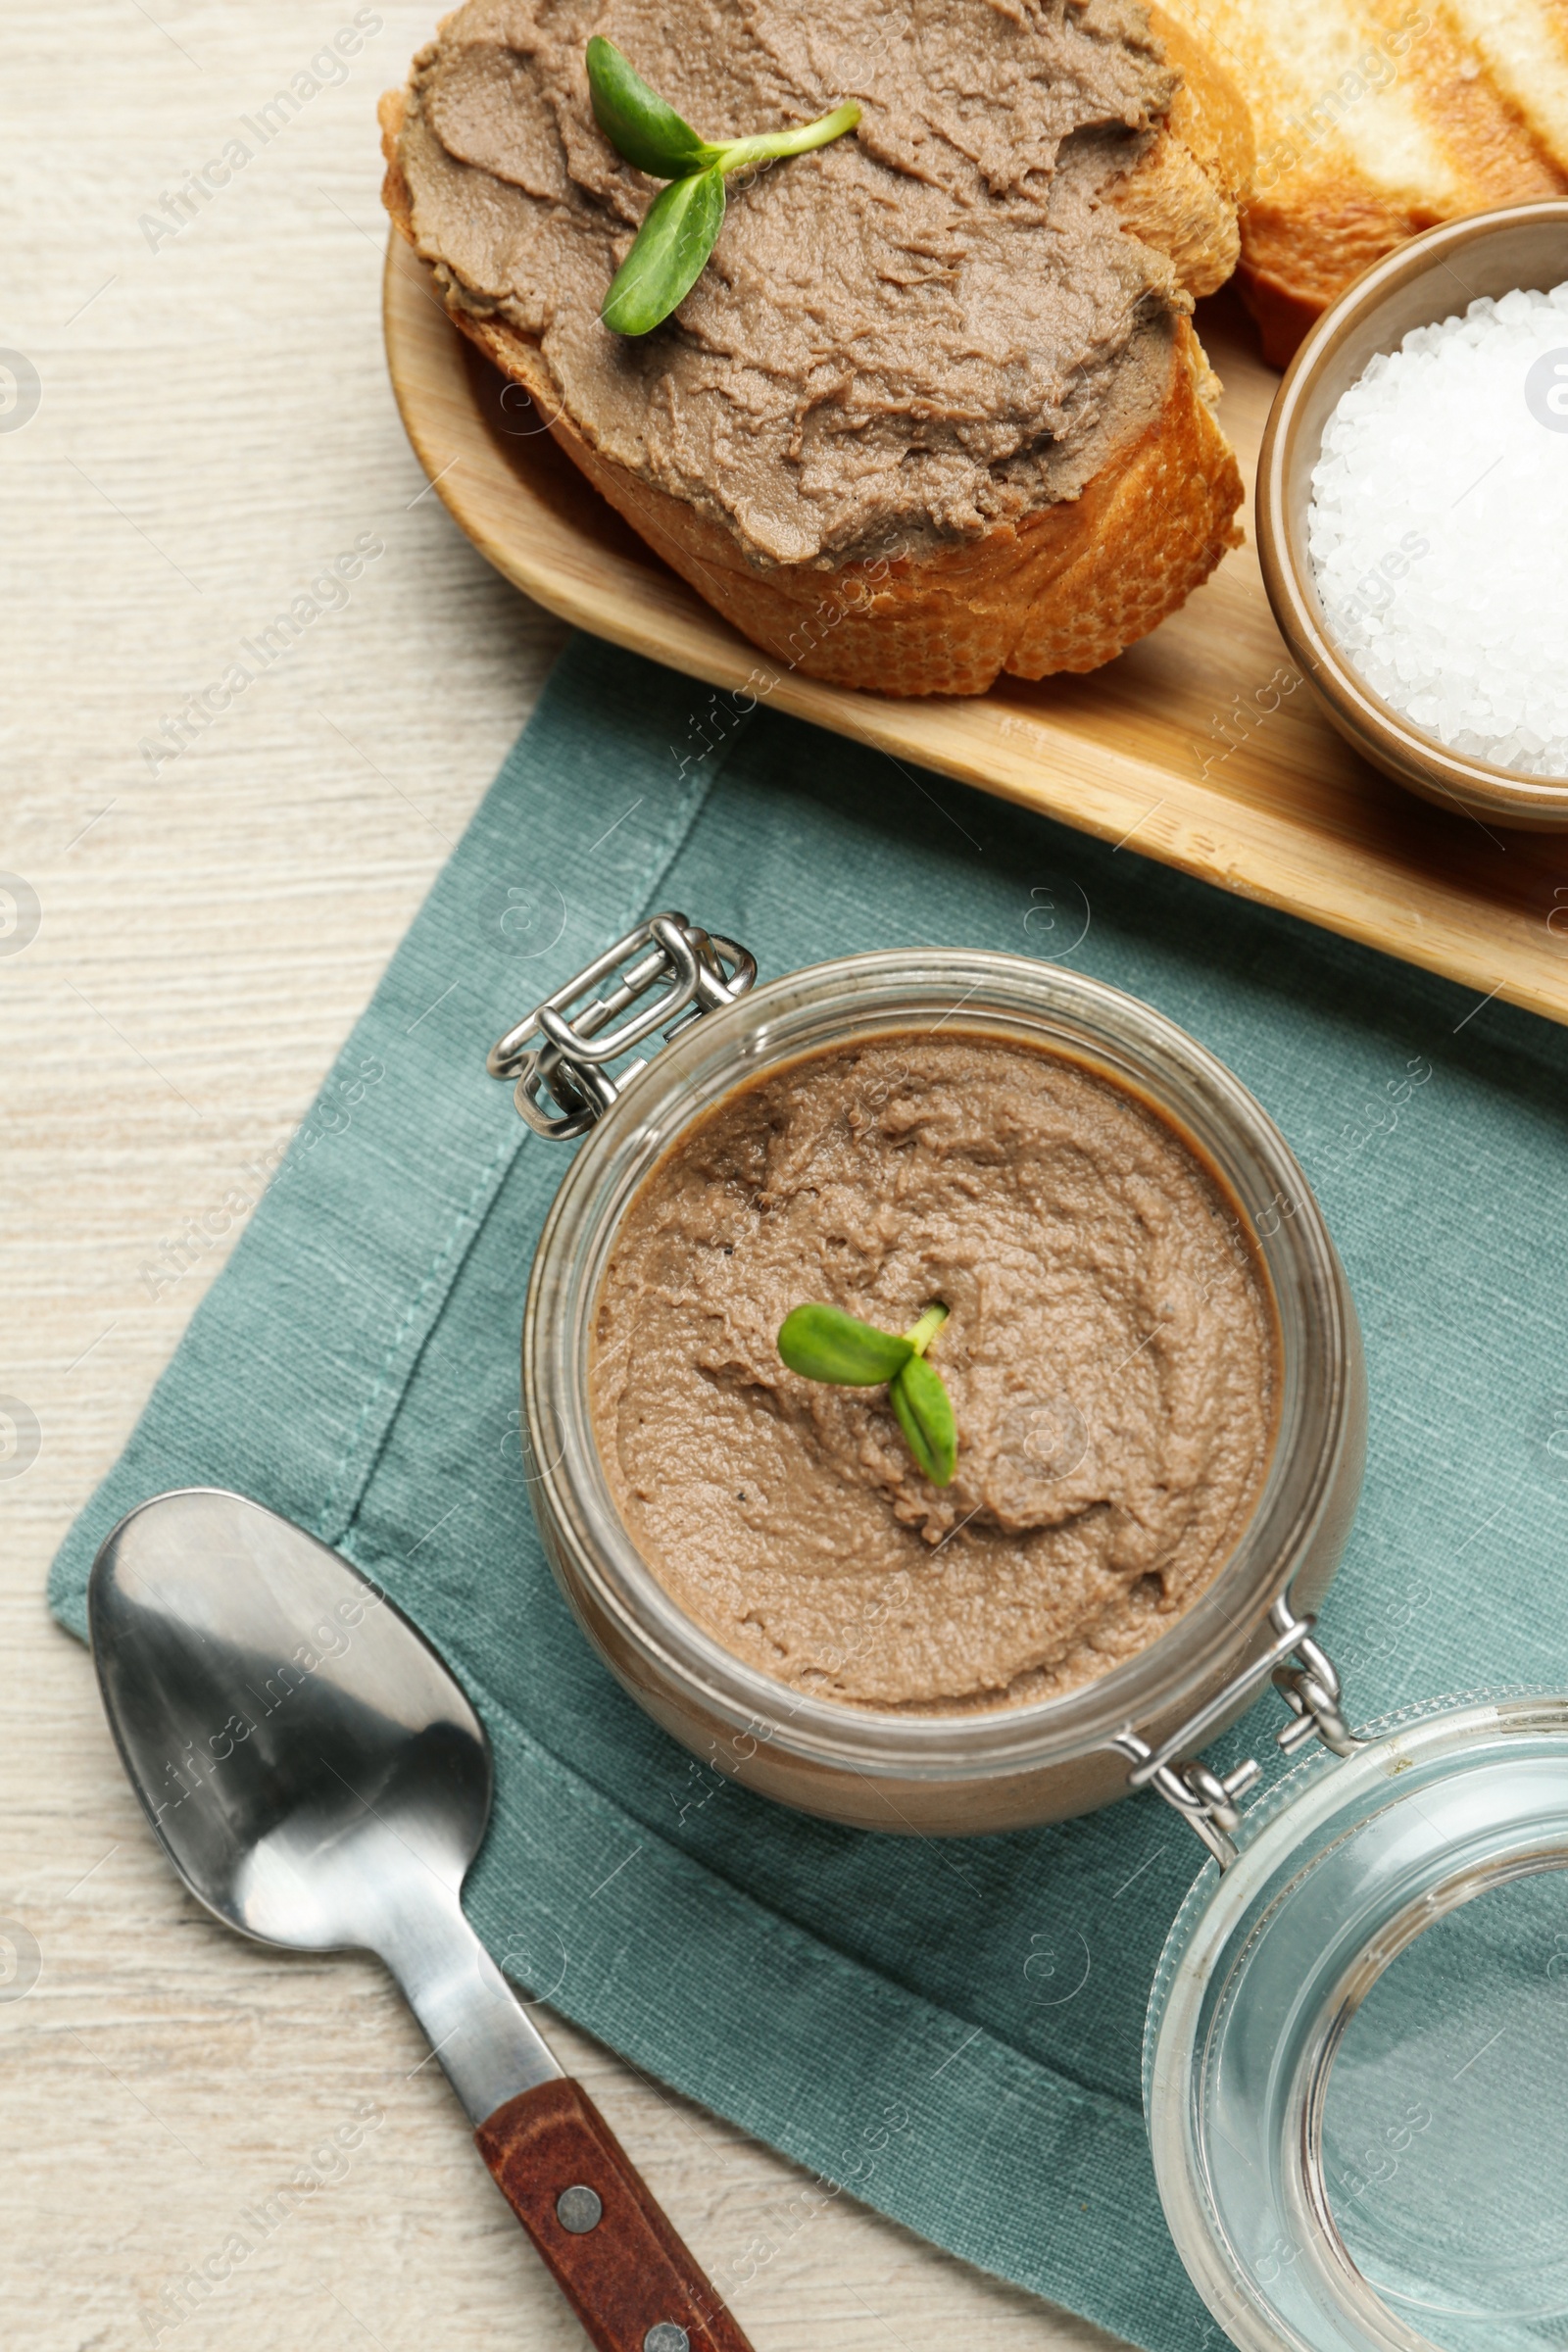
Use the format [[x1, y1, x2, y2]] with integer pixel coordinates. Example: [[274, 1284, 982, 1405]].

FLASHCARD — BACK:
[[381, 7, 1251, 697], [1181, 0, 1568, 363]]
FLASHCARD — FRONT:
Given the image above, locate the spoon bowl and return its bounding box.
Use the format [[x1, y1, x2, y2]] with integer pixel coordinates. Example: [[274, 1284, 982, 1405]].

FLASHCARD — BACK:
[[91, 1486, 490, 1951], [88, 1487, 755, 2352]]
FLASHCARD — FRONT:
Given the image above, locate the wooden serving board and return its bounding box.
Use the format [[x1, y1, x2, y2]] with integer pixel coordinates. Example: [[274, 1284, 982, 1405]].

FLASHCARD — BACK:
[[383, 237, 1568, 1025]]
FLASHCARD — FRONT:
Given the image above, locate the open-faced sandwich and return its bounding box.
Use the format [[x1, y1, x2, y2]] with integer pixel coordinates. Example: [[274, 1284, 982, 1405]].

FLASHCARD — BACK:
[[381, 0, 1253, 696]]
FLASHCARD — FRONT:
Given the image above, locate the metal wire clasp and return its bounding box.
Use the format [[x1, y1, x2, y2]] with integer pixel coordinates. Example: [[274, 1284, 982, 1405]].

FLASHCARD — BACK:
[[487, 912, 758, 1139], [1111, 1596, 1360, 1868]]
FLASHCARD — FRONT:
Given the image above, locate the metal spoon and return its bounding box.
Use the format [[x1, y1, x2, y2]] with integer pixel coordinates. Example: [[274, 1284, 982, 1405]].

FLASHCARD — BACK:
[[88, 1486, 753, 2352]]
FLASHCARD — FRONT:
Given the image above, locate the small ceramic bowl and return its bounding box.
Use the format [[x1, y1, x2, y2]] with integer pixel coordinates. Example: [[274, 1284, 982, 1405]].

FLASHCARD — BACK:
[[1256, 200, 1568, 831]]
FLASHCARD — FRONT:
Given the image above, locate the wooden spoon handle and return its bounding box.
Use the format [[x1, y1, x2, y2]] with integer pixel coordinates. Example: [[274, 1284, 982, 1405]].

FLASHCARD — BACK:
[[475, 2077, 755, 2352]]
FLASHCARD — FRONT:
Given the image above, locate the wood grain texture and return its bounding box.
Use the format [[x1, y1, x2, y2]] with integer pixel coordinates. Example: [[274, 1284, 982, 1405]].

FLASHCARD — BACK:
[[0, 4, 1121, 2349], [384, 240, 1568, 1032], [477, 2079, 756, 2351]]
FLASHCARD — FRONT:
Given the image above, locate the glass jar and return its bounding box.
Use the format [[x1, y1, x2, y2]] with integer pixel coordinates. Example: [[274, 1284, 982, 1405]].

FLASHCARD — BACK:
[[1145, 1690, 1568, 2352], [502, 916, 1366, 1837]]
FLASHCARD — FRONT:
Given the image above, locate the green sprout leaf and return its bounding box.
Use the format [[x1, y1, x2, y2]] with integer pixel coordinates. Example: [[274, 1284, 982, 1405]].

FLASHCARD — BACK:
[[586, 36, 718, 179], [587, 39, 860, 335], [888, 1354, 957, 1488], [601, 168, 726, 337], [776, 1299, 957, 1487], [777, 1303, 912, 1387]]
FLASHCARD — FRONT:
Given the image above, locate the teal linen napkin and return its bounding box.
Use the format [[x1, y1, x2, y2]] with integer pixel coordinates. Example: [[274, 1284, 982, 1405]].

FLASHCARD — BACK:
[[50, 636, 1568, 2352]]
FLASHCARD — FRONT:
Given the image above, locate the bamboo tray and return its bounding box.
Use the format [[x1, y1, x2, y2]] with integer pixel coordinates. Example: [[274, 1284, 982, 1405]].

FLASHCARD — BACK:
[[383, 237, 1568, 1026]]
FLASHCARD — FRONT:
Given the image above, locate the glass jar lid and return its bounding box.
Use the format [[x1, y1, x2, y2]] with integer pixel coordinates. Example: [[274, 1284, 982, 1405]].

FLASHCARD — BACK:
[[1145, 1690, 1568, 2352]]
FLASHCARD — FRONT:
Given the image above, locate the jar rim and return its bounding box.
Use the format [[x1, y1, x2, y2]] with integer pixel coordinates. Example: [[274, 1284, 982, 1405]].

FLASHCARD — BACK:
[[522, 948, 1362, 1781]]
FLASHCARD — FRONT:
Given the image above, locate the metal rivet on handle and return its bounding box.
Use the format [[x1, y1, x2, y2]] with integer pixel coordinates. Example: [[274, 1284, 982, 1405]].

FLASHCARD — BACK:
[[644, 2328, 690, 2352], [555, 2184, 603, 2233]]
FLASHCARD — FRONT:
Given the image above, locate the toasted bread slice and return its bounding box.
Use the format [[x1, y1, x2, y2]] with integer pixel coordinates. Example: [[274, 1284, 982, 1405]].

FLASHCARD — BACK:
[[380, 8, 1250, 697], [1179, 0, 1568, 362]]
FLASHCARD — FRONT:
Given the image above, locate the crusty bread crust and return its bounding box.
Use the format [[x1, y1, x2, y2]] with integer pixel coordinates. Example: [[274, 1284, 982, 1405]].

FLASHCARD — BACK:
[[1113, 2, 1254, 298], [1238, 181, 1448, 364], [379, 13, 1250, 698]]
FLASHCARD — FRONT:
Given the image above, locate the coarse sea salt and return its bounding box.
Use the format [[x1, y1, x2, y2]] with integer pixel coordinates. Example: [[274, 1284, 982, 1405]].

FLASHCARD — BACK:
[[1308, 281, 1568, 778]]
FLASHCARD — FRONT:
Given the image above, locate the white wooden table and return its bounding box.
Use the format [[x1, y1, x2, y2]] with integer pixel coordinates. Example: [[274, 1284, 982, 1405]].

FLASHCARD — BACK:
[[0, 8, 1127, 2346]]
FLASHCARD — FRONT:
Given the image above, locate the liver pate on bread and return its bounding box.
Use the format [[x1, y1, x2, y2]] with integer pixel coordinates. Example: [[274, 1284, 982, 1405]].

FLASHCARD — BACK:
[[382, 0, 1252, 695], [1183, 0, 1568, 363]]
